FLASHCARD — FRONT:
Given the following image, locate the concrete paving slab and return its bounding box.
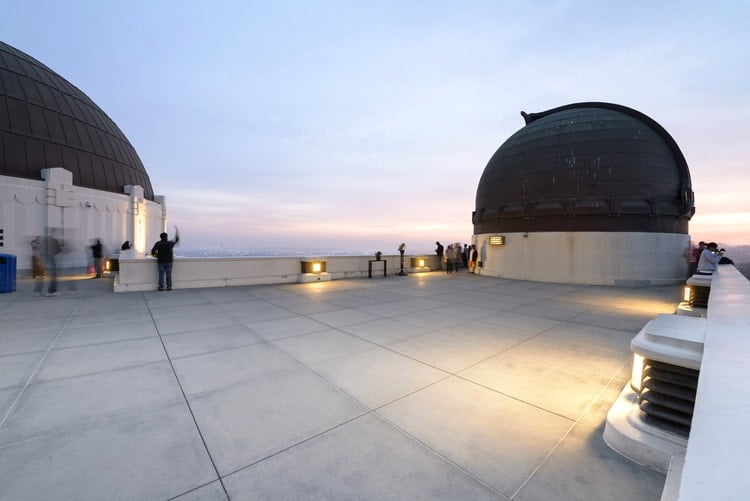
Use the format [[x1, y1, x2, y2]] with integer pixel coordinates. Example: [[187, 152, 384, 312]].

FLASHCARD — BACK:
[[34, 336, 167, 382], [511, 299, 593, 321], [339, 318, 430, 345], [148, 301, 224, 320], [155, 312, 242, 336], [309, 346, 448, 409], [578, 378, 630, 429], [67, 308, 154, 328], [0, 362, 183, 440], [271, 328, 375, 365], [439, 320, 533, 351], [264, 292, 319, 307], [479, 310, 562, 334], [431, 302, 495, 320], [0, 329, 59, 356], [0, 403, 218, 501], [56, 318, 159, 348], [241, 315, 330, 340], [223, 413, 504, 500], [379, 376, 573, 498], [543, 322, 638, 352], [0, 297, 80, 319], [172, 343, 300, 396], [0, 387, 21, 419], [513, 424, 665, 500], [187, 371, 367, 475], [161, 324, 263, 359], [195, 287, 255, 303], [172, 481, 228, 500], [388, 331, 501, 373], [459, 352, 612, 420], [393, 309, 469, 330], [507, 334, 629, 378], [221, 300, 298, 322], [395, 296, 452, 311], [570, 307, 658, 332], [0, 352, 45, 390], [284, 299, 345, 315], [0, 315, 69, 333], [74, 295, 149, 314], [145, 290, 212, 308], [308, 308, 382, 328], [355, 301, 421, 318]]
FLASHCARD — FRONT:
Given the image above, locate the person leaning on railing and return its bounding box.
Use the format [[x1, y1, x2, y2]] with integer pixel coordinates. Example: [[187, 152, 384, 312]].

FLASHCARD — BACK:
[[697, 242, 724, 274]]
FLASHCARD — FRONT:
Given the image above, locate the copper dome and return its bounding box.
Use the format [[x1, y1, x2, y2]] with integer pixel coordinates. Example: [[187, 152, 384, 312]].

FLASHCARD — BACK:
[[0, 41, 154, 199], [473, 102, 694, 234]]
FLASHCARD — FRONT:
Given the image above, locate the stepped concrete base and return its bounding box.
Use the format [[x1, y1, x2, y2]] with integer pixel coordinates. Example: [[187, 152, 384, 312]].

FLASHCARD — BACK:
[[604, 385, 687, 473]]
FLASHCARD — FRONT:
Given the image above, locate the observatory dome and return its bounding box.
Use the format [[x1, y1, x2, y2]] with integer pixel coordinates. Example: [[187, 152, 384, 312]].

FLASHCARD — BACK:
[[0, 41, 154, 199], [473, 102, 694, 235]]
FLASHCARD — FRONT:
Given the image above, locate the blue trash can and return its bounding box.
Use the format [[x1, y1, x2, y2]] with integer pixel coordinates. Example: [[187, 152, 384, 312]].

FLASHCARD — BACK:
[[0, 254, 17, 293]]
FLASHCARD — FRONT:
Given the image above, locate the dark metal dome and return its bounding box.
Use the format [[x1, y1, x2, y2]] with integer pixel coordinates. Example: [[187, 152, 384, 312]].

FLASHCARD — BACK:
[[0, 41, 154, 199], [473, 102, 694, 234]]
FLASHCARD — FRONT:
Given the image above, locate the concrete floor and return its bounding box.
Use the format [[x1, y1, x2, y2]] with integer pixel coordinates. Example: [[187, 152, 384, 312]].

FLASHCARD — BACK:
[[0, 271, 677, 500]]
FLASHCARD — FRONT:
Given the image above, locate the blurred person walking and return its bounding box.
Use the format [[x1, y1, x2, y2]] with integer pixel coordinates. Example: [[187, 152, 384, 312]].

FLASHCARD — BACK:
[[33, 229, 61, 296]]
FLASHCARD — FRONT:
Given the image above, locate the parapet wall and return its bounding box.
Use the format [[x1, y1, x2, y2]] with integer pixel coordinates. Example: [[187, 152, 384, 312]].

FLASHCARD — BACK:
[[114, 254, 436, 292]]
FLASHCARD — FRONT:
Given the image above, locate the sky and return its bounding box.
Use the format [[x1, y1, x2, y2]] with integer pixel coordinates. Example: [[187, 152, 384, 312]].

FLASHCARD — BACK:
[[2, 0, 749, 254]]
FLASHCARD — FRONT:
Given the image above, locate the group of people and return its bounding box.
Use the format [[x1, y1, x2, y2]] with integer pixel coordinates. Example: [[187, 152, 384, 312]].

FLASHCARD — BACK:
[[29, 226, 180, 296], [435, 241, 478, 274], [689, 241, 727, 275]]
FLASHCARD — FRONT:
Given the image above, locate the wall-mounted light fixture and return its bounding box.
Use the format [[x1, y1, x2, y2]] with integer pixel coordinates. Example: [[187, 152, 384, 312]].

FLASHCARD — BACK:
[[301, 260, 326, 274], [409, 257, 429, 272], [300, 259, 331, 283]]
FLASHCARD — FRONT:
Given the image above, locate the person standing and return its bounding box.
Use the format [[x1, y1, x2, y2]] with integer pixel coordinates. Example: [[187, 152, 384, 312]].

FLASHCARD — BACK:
[[151, 226, 180, 291], [469, 244, 478, 273], [688, 241, 705, 276], [435, 241, 444, 271], [90, 239, 104, 278]]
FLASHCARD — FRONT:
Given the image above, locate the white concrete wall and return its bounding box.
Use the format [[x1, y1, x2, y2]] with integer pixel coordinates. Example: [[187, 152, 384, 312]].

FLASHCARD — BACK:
[[114, 254, 436, 292], [675, 265, 750, 500], [0, 172, 164, 273], [473, 231, 690, 286]]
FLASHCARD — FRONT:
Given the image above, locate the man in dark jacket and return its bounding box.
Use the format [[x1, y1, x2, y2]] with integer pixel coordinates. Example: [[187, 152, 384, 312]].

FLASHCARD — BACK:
[[151, 227, 179, 291], [435, 241, 444, 271]]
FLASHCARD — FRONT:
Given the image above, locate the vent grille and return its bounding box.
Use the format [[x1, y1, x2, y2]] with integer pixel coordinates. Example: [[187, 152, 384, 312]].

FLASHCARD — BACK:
[[688, 285, 710, 308], [638, 359, 699, 437]]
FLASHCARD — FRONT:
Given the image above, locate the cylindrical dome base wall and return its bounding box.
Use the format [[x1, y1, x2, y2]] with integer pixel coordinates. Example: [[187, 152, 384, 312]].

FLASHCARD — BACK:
[[473, 232, 690, 286]]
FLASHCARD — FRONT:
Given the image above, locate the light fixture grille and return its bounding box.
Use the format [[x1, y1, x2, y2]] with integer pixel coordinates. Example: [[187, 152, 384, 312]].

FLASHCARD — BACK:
[[638, 358, 699, 438]]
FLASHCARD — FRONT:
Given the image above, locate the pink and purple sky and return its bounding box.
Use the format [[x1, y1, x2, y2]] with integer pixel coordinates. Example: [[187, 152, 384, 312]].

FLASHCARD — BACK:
[[3, 1, 748, 254]]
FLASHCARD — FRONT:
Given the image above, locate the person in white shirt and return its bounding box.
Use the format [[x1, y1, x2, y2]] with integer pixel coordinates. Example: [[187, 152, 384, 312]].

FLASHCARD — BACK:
[[696, 242, 724, 273]]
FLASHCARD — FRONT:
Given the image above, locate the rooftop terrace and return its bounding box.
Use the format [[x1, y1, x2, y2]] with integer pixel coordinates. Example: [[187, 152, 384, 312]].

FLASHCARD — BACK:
[[0, 272, 678, 500]]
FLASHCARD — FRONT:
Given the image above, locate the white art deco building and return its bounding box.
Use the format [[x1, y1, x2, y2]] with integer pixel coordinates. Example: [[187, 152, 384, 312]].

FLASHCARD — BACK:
[[0, 41, 166, 273]]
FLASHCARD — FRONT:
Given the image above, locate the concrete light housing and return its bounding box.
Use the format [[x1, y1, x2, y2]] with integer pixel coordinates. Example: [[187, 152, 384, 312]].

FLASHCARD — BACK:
[[604, 314, 705, 472]]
